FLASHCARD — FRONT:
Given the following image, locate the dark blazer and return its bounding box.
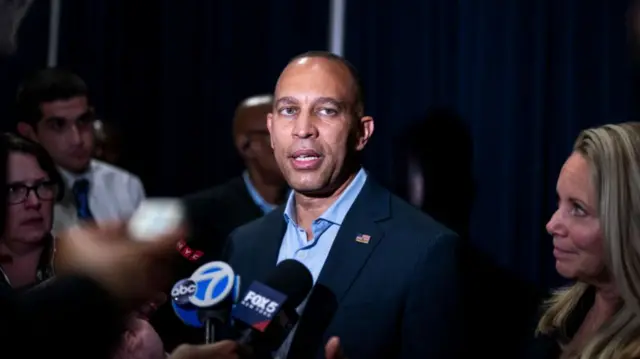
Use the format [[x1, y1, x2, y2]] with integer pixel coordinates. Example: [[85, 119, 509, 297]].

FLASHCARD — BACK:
[[224, 176, 464, 359], [183, 175, 264, 262]]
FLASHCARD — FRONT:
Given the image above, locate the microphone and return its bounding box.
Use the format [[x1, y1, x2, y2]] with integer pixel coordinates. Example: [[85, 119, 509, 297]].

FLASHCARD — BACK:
[[232, 259, 313, 355], [128, 198, 185, 242], [127, 198, 209, 264], [170, 261, 241, 343], [170, 278, 202, 328]]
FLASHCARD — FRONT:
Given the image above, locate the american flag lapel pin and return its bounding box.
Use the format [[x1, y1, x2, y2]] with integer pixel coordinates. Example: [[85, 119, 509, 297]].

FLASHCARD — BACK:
[[355, 233, 371, 244]]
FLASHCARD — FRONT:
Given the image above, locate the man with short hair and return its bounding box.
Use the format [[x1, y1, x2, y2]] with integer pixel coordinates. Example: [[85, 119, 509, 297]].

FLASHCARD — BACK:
[[182, 94, 287, 262], [157, 95, 288, 351], [15, 68, 145, 233], [224, 51, 463, 359]]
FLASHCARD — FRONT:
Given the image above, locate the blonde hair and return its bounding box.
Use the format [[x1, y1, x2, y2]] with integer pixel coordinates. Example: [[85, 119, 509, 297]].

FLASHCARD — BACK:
[[537, 122, 640, 358]]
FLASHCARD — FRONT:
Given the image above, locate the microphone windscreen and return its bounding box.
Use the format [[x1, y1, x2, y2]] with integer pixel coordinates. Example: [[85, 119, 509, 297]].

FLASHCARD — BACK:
[[263, 259, 313, 308], [128, 198, 185, 241]]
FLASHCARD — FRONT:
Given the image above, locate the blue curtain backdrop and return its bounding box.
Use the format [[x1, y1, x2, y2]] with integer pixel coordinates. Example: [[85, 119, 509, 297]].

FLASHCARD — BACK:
[[2, 0, 631, 290], [345, 0, 632, 289], [0, 1, 631, 354], [54, 0, 330, 196]]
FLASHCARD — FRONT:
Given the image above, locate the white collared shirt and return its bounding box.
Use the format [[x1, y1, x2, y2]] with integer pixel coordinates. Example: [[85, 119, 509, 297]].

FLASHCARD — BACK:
[[52, 159, 146, 235]]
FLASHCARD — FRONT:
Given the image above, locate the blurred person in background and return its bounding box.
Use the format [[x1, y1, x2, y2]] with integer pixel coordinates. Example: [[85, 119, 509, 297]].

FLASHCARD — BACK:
[[392, 108, 473, 238], [182, 94, 287, 263], [528, 123, 640, 359], [393, 109, 546, 358], [0, 2, 154, 358], [156, 94, 288, 350], [1, 133, 165, 359], [0, 132, 62, 290], [15, 68, 145, 234], [0, 2, 260, 359]]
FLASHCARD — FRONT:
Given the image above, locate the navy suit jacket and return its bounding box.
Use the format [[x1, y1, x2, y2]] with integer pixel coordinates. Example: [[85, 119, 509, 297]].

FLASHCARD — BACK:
[[224, 177, 464, 359]]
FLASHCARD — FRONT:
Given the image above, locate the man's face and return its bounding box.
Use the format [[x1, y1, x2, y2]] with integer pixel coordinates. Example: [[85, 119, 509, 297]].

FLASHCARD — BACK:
[[236, 103, 283, 184], [267, 57, 373, 195], [24, 96, 95, 173]]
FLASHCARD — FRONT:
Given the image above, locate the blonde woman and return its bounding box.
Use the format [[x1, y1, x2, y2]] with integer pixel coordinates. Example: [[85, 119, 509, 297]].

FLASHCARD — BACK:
[[532, 122, 640, 359]]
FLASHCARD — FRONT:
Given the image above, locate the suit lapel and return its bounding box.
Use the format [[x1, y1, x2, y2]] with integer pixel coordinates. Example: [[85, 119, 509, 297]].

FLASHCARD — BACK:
[[315, 180, 389, 302], [249, 207, 286, 278], [288, 178, 391, 359]]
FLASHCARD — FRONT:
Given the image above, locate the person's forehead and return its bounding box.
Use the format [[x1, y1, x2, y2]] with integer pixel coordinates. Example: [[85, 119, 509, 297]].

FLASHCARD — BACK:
[[40, 96, 89, 117], [7, 152, 45, 181], [275, 58, 355, 102], [558, 153, 594, 202], [236, 104, 270, 131]]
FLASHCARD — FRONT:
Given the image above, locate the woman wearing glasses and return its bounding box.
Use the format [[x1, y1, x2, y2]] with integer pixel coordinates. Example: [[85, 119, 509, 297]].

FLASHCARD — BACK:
[[0, 133, 166, 359], [0, 132, 61, 290]]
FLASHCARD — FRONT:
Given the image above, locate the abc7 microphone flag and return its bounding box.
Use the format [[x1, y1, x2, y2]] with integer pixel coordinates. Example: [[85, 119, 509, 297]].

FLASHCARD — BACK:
[[171, 261, 241, 326]]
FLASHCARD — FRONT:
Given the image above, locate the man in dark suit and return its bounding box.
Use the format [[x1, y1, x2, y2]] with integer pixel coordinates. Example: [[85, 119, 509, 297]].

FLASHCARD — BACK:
[[223, 51, 464, 359], [181, 94, 288, 263], [156, 96, 289, 350]]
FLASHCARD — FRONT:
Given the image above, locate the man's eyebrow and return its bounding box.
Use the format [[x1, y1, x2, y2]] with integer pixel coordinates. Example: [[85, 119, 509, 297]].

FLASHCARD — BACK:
[[314, 97, 345, 109], [43, 110, 93, 124], [275, 97, 298, 106], [43, 116, 66, 124]]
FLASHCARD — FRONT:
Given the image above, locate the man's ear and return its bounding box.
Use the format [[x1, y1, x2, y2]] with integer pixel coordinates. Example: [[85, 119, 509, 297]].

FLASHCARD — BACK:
[[355, 116, 374, 151], [16, 122, 38, 142], [234, 135, 251, 158], [267, 113, 275, 150]]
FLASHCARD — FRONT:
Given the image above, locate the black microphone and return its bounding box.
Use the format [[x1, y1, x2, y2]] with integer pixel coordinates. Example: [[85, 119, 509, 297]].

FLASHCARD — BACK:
[[231, 259, 313, 356]]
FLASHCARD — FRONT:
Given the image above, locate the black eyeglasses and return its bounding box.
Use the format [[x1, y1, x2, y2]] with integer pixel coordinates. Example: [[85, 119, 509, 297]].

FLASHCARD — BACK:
[[6, 181, 59, 205]]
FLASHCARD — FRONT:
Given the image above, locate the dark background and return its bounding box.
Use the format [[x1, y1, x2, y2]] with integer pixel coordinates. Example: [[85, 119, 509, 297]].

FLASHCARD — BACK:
[[0, 0, 634, 291]]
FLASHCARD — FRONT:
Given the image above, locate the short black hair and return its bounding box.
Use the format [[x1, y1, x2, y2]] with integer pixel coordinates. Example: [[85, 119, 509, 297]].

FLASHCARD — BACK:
[[16, 68, 88, 126], [288, 51, 365, 116], [2, 132, 64, 201]]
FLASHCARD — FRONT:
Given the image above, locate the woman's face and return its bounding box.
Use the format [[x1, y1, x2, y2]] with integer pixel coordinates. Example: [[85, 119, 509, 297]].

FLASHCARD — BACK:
[[3, 152, 55, 246], [546, 152, 605, 282]]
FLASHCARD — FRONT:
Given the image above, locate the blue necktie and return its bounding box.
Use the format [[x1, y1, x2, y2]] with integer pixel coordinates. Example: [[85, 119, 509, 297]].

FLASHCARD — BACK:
[[72, 179, 94, 221]]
